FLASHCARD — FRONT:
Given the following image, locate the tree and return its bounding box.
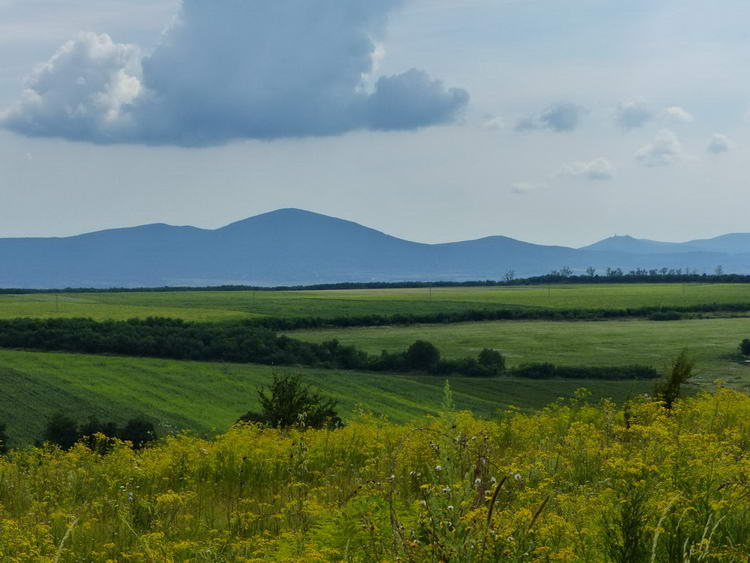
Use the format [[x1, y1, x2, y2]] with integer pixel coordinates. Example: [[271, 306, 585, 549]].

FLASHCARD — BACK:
[[0, 423, 8, 455], [504, 270, 516, 282], [43, 413, 79, 451], [240, 374, 342, 430], [715, 265, 724, 276], [740, 339, 750, 357], [120, 419, 157, 450], [478, 348, 506, 374], [405, 340, 441, 371], [586, 267, 596, 277], [654, 350, 695, 410], [559, 266, 573, 277]]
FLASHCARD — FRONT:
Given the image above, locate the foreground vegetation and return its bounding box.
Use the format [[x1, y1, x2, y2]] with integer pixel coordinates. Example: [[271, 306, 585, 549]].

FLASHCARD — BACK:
[[2, 283, 750, 322], [1, 389, 749, 561]]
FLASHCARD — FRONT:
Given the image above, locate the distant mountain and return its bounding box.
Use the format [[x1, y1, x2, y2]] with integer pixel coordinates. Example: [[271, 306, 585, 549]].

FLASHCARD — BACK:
[[582, 233, 750, 256], [0, 208, 748, 288]]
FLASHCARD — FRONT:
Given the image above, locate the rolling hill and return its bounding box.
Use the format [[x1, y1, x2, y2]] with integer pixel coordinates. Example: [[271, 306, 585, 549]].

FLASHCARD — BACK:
[[0, 208, 748, 288]]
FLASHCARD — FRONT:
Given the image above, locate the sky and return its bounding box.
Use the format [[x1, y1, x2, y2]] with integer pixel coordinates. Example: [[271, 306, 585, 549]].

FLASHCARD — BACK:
[[0, 0, 749, 247]]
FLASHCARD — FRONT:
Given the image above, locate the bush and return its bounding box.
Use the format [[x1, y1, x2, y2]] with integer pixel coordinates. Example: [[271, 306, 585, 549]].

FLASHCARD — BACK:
[[240, 374, 342, 430], [649, 312, 682, 321], [741, 339, 750, 357]]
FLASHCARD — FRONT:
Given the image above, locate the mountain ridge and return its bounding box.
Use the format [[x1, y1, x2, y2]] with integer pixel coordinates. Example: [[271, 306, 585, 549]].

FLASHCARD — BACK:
[[0, 208, 747, 288]]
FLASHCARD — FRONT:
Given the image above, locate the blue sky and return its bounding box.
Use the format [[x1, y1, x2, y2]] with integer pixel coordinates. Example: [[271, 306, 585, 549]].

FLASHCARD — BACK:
[[0, 0, 748, 246]]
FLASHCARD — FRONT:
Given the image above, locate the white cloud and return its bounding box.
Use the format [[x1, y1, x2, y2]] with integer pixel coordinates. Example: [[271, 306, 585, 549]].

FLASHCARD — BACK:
[[1, 32, 142, 141], [707, 133, 733, 154], [1, 1, 468, 146], [516, 102, 585, 133], [634, 129, 683, 167], [615, 98, 652, 130], [559, 157, 614, 180], [663, 106, 694, 124]]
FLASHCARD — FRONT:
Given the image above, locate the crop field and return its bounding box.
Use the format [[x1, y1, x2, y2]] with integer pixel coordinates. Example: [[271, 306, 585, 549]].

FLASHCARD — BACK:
[[292, 316, 750, 383], [1, 283, 750, 321], [0, 349, 653, 446]]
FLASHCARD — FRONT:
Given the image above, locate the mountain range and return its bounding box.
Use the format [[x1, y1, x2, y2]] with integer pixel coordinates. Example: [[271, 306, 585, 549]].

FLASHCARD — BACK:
[[1, 208, 748, 288]]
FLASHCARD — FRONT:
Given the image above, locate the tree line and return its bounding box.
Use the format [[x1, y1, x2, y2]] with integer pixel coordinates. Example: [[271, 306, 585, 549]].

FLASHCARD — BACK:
[[0, 317, 656, 381], [1, 270, 748, 295]]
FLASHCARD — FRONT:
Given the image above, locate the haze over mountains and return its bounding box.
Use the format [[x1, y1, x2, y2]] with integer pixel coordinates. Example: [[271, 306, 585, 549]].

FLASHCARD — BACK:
[[1, 209, 748, 288]]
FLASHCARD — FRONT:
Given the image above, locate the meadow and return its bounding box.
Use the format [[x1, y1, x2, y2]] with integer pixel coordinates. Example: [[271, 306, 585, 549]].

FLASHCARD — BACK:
[[0, 349, 654, 447], [2, 283, 750, 322], [291, 317, 750, 384], [2, 389, 750, 561]]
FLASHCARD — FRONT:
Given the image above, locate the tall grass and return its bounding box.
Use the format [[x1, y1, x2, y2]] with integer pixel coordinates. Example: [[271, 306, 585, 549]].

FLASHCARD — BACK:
[[2, 389, 750, 561]]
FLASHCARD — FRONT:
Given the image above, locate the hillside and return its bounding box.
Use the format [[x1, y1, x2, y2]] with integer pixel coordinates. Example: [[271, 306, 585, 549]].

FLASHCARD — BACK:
[[1, 208, 748, 288]]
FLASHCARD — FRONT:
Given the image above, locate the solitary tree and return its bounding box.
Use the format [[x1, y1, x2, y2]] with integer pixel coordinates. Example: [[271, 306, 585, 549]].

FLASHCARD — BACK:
[[240, 374, 341, 430], [478, 348, 506, 374], [654, 350, 695, 410], [405, 340, 441, 371]]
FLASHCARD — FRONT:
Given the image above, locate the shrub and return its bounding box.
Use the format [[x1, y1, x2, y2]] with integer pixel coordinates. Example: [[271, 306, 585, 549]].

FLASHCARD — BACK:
[[740, 338, 750, 357], [240, 374, 342, 430]]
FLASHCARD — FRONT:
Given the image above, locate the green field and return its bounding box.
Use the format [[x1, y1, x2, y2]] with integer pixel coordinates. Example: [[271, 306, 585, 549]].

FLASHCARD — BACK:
[[2, 283, 750, 321], [292, 317, 750, 383], [0, 349, 654, 446]]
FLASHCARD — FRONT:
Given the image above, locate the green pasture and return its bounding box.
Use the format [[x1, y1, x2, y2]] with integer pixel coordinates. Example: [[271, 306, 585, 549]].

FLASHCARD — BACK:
[[0, 349, 653, 446], [1, 283, 750, 321], [292, 317, 750, 383]]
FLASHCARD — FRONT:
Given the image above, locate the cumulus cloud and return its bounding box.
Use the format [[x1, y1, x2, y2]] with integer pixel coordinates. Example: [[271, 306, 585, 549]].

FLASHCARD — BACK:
[[634, 129, 683, 167], [615, 98, 653, 130], [1, 0, 469, 146], [707, 133, 733, 154], [663, 106, 694, 124], [515, 102, 585, 133], [559, 157, 614, 181]]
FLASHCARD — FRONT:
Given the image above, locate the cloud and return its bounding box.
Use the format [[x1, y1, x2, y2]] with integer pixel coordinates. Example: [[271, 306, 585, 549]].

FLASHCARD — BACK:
[[510, 181, 548, 195], [559, 157, 614, 181], [516, 102, 585, 133], [0, 32, 142, 142], [615, 98, 653, 130], [634, 129, 683, 167], [663, 106, 694, 124], [480, 115, 504, 131], [707, 133, 733, 154], [1, 1, 468, 146]]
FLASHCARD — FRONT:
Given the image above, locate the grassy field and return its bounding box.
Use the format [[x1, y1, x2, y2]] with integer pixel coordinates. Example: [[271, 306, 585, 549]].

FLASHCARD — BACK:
[[292, 316, 750, 383], [0, 349, 654, 446], [1, 283, 750, 321]]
